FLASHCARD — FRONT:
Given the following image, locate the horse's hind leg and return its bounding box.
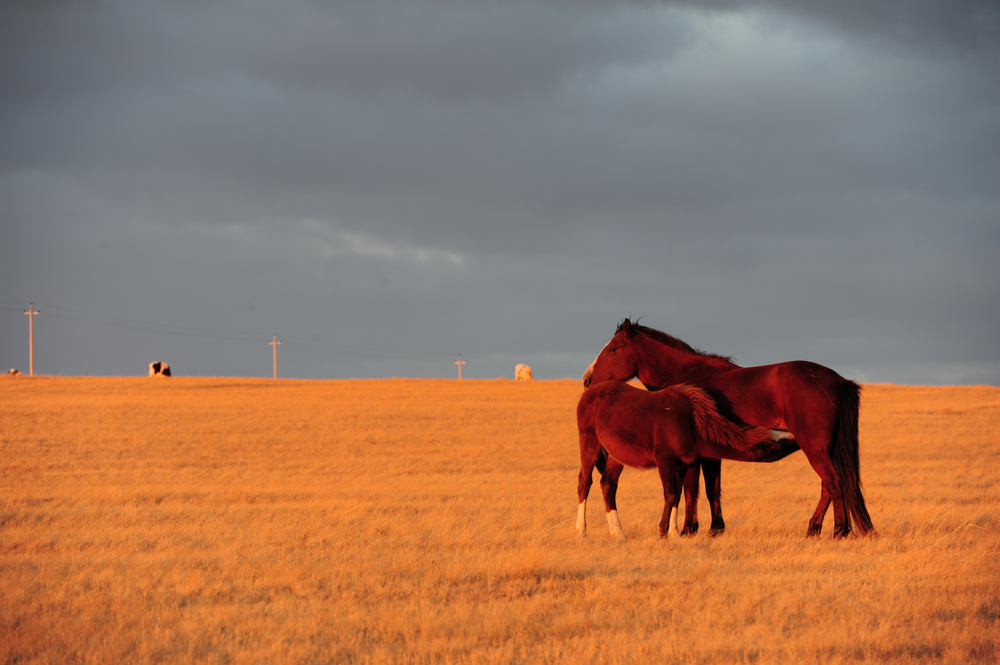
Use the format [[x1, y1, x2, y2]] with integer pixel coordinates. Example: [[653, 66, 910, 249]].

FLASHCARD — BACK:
[[681, 462, 700, 536], [656, 458, 684, 539], [701, 457, 726, 535], [803, 449, 849, 538], [808, 488, 832, 537], [599, 457, 626, 539], [806, 477, 849, 537]]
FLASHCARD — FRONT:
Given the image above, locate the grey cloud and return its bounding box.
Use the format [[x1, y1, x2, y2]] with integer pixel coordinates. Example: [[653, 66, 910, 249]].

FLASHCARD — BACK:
[[1, 1, 691, 105], [1, 0, 997, 384], [666, 0, 1000, 54]]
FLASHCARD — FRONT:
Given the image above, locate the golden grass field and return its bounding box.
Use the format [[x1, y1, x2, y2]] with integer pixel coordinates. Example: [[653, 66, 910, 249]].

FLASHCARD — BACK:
[[2, 377, 999, 664]]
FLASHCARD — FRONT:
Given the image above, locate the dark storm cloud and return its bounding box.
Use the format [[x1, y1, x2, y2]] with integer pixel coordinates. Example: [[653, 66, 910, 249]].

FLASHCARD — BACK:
[[1, 0, 997, 383], [738, 0, 1000, 53], [1, 1, 686, 103]]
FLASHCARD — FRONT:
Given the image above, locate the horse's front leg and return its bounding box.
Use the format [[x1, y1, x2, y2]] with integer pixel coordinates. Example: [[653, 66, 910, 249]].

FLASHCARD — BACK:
[[656, 458, 684, 539], [576, 462, 594, 536], [599, 457, 626, 539], [681, 461, 701, 536], [700, 457, 725, 535], [576, 434, 601, 536]]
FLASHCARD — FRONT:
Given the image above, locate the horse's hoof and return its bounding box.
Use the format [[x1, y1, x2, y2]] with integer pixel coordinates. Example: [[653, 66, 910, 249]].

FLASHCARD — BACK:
[[806, 524, 822, 537], [833, 527, 851, 539], [681, 527, 698, 537], [708, 527, 725, 537]]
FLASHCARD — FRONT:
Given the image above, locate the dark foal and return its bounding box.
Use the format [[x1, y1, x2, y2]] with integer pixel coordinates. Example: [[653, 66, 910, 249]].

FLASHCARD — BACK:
[[576, 381, 797, 539]]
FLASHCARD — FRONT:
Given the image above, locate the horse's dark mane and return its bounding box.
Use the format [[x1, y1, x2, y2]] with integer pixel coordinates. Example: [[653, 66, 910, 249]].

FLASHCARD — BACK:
[[617, 320, 734, 363]]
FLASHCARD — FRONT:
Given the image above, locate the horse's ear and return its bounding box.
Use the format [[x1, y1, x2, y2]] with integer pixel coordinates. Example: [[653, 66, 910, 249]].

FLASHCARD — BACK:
[[621, 318, 634, 337]]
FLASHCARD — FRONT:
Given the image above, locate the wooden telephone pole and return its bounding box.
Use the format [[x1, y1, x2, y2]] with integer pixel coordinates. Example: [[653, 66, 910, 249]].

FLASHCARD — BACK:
[[23, 303, 39, 376], [269, 334, 282, 378], [454, 355, 466, 379]]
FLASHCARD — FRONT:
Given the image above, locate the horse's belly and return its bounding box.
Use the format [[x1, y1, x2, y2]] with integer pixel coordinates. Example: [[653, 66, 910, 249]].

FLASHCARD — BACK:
[[602, 438, 657, 470]]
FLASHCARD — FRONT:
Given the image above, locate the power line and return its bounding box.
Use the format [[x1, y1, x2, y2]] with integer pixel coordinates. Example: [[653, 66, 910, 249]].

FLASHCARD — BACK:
[[28, 301, 261, 343], [278, 334, 460, 364], [5, 298, 517, 373]]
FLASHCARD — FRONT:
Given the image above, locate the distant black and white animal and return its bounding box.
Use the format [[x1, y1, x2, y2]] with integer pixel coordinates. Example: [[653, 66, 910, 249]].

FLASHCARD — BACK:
[[8, 368, 21, 376], [148, 362, 172, 377], [515, 364, 533, 381]]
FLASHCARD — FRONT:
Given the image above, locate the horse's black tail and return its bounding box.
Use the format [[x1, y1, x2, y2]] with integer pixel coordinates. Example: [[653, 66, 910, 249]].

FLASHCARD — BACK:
[[831, 380, 873, 535]]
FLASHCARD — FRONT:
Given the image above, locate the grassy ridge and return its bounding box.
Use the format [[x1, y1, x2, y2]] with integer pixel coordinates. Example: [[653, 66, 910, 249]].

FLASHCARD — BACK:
[[1, 377, 998, 663]]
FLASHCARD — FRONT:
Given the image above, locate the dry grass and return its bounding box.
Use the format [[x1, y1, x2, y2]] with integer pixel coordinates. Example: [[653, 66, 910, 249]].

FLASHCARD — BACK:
[[1, 377, 998, 664]]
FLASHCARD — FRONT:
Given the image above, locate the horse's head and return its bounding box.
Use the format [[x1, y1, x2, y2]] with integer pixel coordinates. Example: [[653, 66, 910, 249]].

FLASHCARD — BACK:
[[582, 319, 640, 388]]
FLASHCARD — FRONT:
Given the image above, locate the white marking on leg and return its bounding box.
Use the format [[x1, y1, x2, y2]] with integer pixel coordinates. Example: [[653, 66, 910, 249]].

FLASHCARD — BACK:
[[576, 501, 587, 534], [606, 509, 625, 539], [667, 505, 680, 539]]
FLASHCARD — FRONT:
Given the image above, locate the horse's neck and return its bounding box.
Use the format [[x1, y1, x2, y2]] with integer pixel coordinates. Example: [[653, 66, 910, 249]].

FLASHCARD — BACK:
[[636, 341, 726, 388]]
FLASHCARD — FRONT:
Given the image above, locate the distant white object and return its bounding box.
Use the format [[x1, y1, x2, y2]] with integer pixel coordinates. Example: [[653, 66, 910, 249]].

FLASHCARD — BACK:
[[8, 368, 21, 376], [515, 364, 533, 381], [149, 361, 172, 377]]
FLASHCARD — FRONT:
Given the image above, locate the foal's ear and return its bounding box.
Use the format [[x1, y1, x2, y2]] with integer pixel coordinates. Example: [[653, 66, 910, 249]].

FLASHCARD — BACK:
[[621, 318, 634, 337]]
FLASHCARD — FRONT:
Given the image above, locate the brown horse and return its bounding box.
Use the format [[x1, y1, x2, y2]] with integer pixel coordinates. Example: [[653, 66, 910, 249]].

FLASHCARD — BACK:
[[577, 380, 797, 539], [583, 319, 873, 537]]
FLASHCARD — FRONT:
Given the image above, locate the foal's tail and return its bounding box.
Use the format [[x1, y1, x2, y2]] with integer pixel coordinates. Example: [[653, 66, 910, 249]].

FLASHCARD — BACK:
[[679, 384, 765, 454], [831, 380, 874, 535]]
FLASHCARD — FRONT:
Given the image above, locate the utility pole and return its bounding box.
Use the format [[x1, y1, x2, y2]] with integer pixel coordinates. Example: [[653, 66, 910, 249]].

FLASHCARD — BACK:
[[23, 303, 39, 376], [454, 355, 466, 379], [269, 334, 282, 378]]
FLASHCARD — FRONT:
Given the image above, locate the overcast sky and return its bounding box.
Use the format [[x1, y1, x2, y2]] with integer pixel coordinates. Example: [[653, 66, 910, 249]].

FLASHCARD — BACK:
[[2, 0, 998, 384]]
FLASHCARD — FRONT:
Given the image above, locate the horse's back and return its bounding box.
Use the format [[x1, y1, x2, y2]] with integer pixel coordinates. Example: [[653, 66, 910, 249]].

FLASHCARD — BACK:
[[716, 361, 848, 432]]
